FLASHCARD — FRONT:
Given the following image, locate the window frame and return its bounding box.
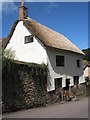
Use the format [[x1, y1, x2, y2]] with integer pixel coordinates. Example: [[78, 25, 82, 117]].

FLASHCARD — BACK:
[[56, 55, 65, 66], [73, 76, 79, 85], [55, 78, 62, 89], [25, 35, 34, 44], [77, 60, 80, 67]]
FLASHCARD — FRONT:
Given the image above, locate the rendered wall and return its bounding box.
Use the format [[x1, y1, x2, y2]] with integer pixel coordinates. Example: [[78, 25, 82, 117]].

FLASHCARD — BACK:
[[6, 21, 47, 65], [46, 47, 85, 91]]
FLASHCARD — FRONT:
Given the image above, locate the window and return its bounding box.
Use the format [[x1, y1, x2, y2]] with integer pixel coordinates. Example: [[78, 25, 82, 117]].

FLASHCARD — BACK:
[[25, 35, 33, 44], [56, 56, 64, 66], [55, 78, 62, 89], [73, 76, 79, 85], [77, 60, 80, 67]]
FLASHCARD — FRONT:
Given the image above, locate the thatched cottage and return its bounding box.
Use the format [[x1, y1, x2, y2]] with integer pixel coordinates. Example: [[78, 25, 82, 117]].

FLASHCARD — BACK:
[[2, 1, 85, 91]]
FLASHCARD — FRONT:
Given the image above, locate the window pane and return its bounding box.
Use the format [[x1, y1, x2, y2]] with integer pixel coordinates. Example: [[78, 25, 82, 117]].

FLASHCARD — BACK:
[[56, 56, 64, 66], [74, 76, 79, 85], [77, 60, 80, 67], [55, 78, 62, 89], [25, 35, 33, 44]]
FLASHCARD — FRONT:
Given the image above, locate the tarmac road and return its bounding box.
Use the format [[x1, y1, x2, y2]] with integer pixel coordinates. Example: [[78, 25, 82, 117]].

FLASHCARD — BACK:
[[2, 97, 88, 118]]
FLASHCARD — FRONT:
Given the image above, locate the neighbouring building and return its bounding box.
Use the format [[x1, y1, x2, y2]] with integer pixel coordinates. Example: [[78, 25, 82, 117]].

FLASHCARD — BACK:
[[2, 1, 85, 92], [83, 64, 90, 79]]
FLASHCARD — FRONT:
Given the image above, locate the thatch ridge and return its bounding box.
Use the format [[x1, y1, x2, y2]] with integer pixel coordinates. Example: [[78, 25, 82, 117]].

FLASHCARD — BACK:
[[23, 17, 84, 55], [2, 17, 84, 55]]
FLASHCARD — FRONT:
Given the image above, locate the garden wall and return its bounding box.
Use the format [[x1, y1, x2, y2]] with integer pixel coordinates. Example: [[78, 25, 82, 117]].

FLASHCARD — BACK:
[[2, 59, 88, 113], [2, 59, 62, 113]]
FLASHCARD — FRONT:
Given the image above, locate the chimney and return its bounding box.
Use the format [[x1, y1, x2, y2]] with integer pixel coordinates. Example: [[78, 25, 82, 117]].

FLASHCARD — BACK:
[[19, 0, 28, 20]]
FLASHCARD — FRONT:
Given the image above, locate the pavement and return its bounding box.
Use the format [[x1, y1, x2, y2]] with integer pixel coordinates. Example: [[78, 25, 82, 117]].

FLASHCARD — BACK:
[[2, 97, 88, 118]]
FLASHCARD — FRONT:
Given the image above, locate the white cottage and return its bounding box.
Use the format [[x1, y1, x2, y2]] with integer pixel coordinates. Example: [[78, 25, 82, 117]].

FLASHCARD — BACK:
[[2, 1, 85, 91]]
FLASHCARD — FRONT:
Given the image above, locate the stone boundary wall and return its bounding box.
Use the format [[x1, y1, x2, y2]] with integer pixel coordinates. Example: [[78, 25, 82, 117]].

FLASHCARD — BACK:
[[2, 61, 88, 113]]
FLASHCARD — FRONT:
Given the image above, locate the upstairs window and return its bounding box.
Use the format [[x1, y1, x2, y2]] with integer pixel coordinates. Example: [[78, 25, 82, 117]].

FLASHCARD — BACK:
[[77, 60, 80, 67], [25, 35, 34, 44], [55, 78, 62, 89], [73, 76, 79, 85], [56, 56, 64, 66]]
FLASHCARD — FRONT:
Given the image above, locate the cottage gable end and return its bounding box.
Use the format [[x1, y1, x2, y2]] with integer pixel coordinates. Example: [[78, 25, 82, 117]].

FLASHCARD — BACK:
[[6, 21, 47, 64]]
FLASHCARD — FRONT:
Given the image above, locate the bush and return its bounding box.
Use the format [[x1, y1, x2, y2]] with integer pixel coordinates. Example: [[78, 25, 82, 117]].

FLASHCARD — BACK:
[[2, 48, 16, 60]]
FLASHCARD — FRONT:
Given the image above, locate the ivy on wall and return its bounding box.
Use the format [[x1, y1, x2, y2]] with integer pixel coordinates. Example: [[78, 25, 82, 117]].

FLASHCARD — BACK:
[[2, 57, 48, 113]]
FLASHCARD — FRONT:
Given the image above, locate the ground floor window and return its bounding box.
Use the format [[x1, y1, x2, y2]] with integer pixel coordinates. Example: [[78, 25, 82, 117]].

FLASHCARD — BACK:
[[55, 78, 62, 89], [73, 76, 79, 85]]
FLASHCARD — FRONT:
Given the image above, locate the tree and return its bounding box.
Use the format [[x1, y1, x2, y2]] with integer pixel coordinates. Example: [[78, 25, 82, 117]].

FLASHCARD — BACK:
[[2, 48, 16, 70], [2, 48, 16, 60], [82, 48, 90, 61]]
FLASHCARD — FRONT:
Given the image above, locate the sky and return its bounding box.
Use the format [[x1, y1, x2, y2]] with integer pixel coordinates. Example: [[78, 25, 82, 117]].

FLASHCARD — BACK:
[[1, 2, 88, 50]]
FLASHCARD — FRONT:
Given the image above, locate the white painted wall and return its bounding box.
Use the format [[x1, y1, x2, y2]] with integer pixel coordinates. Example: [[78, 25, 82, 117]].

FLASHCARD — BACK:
[[46, 47, 85, 91], [6, 21, 47, 65]]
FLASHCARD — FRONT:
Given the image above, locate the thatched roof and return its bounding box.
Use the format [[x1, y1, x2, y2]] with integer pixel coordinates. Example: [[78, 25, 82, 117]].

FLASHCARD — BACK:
[[1, 38, 7, 48], [23, 17, 84, 55], [2, 17, 84, 55]]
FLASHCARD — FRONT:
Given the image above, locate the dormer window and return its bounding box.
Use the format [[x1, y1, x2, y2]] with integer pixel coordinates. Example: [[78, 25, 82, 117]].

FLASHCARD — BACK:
[[25, 35, 34, 44]]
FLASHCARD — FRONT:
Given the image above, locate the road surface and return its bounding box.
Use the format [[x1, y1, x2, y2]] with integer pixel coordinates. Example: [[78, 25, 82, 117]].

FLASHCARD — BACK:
[[2, 97, 88, 118]]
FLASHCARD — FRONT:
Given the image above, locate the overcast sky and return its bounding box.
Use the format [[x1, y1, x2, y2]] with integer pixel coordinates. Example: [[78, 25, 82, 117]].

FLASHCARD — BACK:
[[1, 2, 88, 50]]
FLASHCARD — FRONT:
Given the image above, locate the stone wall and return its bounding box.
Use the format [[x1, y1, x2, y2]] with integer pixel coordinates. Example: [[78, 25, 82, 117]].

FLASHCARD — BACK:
[[71, 83, 88, 97], [2, 61, 61, 113], [2, 60, 88, 113]]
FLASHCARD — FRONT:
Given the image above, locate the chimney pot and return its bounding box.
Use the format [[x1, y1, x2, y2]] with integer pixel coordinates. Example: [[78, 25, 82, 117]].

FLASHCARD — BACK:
[[19, 1, 28, 20]]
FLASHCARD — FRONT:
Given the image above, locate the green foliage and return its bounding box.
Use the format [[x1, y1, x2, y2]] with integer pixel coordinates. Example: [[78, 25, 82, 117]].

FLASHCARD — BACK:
[[2, 57, 16, 74], [85, 77, 90, 86], [2, 48, 16, 60], [2, 58, 48, 113], [2, 57, 48, 78], [2, 48, 16, 72], [82, 48, 90, 61], [25, 63, 48, 77]]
